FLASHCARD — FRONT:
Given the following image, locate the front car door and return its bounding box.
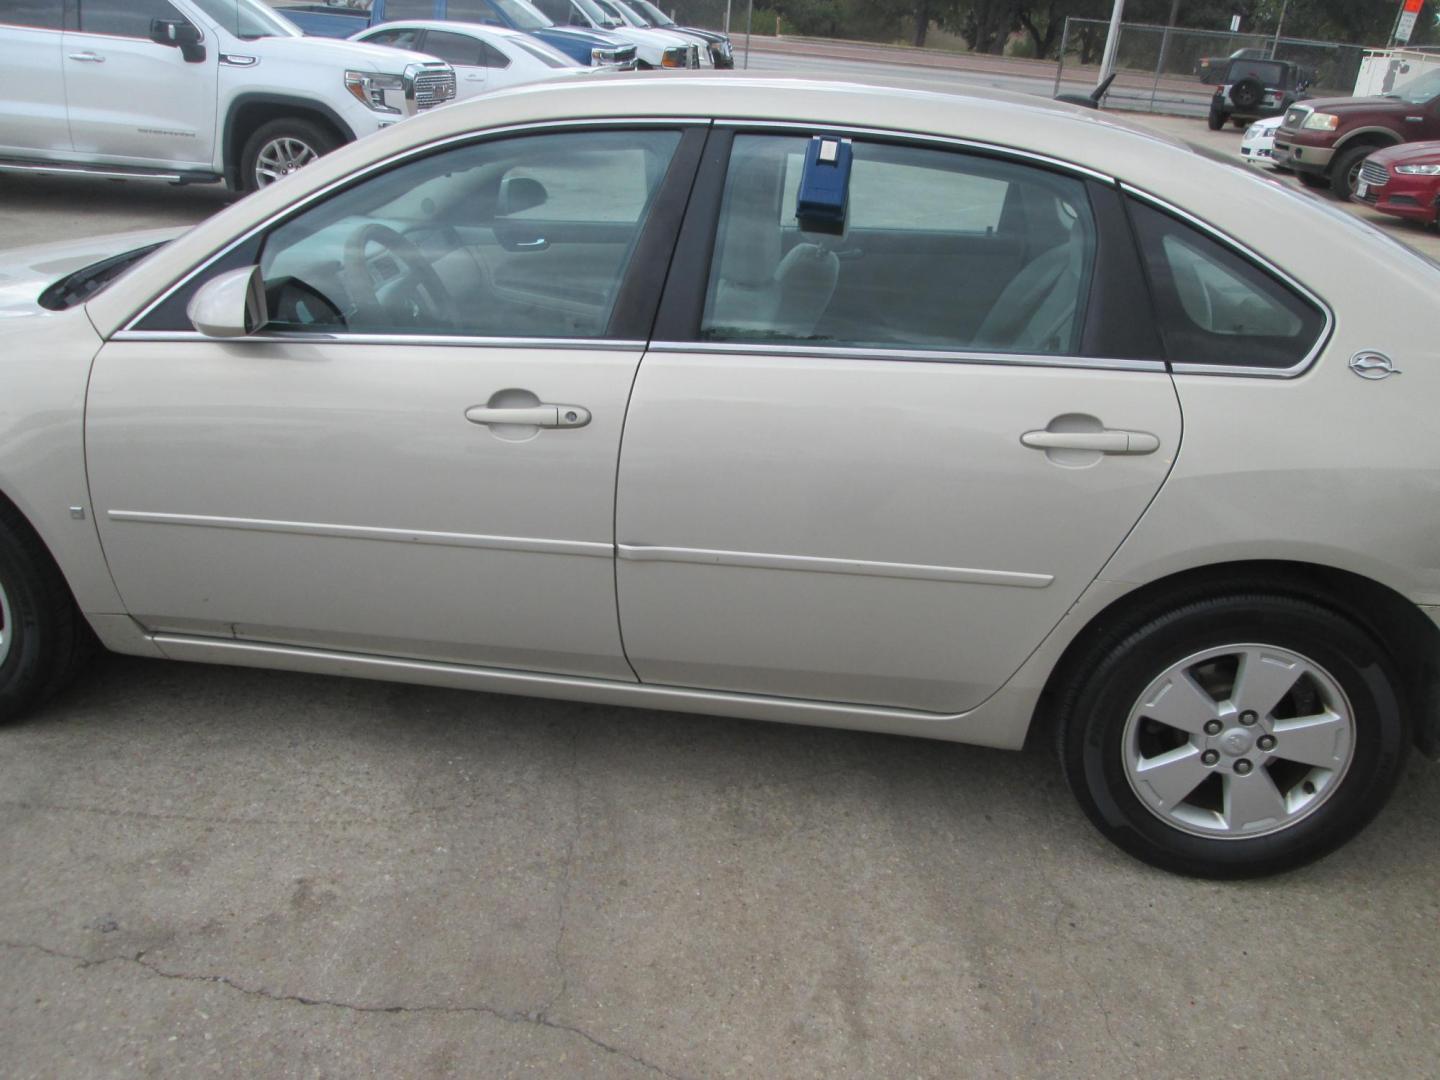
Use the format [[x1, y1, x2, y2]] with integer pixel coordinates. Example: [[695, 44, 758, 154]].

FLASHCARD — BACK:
[[86, 124, 700, 679], [615, 130, 1183, 714], [62, 0, 217, 169]]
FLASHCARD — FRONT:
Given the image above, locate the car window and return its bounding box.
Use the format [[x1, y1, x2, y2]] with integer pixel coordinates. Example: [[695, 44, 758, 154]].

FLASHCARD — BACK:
[[1229, 60, 1284, 85], [0, 0, 63, 29], [76, 0, 186, 37], [1128, 200, 1326, 370], [255, 128, 681, 339], [701, 134, 1097, 356], [532, 0, 578, 24], [384, 0, 435, 18], [364, 26, 421, 48], [484, 0, 551, 29], [445, 0, 503, 23], [423, 28, 486, 65], [477, 39, 510, 66]]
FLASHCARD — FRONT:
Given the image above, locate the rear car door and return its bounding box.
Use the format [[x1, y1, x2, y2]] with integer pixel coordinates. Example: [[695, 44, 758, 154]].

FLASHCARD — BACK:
[[86, 124, 700, 678], [62, 0, 217, 169], [0, 0, 71, 157], [614, 130, 1183, 714]]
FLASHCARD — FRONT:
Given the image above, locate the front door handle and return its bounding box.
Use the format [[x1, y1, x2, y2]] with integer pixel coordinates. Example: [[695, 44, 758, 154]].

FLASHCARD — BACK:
[[68, 51, 105, 62], [1021, 429, 1159, 454], [465, 404, 591, 429]]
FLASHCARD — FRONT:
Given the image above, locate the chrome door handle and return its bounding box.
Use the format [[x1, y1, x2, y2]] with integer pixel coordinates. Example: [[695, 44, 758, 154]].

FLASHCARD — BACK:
[[465, 404, 591, 429], [1021, 429, 1159, 454], [68, 51, 105, 62], [512, 238, 547, 249]]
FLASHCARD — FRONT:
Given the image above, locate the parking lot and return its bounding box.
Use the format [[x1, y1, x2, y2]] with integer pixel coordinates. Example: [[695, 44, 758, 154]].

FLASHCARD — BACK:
[[3, 90, 1440, 1080]]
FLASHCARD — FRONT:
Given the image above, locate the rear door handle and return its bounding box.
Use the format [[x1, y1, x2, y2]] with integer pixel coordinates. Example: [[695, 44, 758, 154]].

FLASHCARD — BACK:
[[68, 51, 105, 62], [465, 404, 590, 428], [1021, 429, 1160, 454]]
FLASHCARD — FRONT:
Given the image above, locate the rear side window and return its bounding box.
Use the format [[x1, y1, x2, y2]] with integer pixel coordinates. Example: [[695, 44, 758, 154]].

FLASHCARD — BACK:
[[446, 0, 502, 20], [385, 0, 437, 18], [0, 0, 62, 28], [365, 27, 421, 48], [1128, 200, 1326, 371], [701, 134, 1097, 356]]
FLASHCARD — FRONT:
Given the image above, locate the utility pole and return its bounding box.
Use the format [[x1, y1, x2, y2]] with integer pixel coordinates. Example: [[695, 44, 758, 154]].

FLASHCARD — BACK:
[[1270, 0, 1289, 58], [1097, 0, 1127, 90]]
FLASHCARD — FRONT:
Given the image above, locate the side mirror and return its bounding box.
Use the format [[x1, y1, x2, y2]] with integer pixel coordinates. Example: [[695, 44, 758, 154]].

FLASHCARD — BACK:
[[150, 18, 207, 63], [187, 266, 268, 339], [498, 176, 548, 216]]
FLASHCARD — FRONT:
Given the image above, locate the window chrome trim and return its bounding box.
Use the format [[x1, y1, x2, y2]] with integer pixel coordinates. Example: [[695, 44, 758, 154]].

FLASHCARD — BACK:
[[111, 330, 647, 350], [119, 116, 709, 336], [647, 341, 1167, 373], [1121, 183, 1335, 379], [712, 118, 1116, 185]]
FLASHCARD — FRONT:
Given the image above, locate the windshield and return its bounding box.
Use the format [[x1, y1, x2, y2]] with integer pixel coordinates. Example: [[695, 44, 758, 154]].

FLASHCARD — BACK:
[[188, 0, 299, 38], [487, 0, 552, 29], [572, 0, 622, 28], [1392, 68, 1440, 104], [630, 0, 674, 25]]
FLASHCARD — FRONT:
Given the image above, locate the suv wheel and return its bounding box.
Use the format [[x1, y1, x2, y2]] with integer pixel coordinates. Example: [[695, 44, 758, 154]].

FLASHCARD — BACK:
[[1207, 96, 1225, 131], [240, 118, 339, 194], [1059, 595, 1408, 878], [1330, 144, 1376, 200]]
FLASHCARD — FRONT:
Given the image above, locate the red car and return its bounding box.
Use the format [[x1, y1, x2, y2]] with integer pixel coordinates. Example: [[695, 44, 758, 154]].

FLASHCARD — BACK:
[[1353, 141, 1440, 227]]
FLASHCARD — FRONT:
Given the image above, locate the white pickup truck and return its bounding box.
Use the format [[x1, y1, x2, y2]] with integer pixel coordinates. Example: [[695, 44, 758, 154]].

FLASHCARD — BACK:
[[0, 0, 455, 192]]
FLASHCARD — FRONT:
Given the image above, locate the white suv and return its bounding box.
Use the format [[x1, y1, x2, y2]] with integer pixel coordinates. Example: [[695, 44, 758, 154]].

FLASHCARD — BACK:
[[0, 0, 455, 192]]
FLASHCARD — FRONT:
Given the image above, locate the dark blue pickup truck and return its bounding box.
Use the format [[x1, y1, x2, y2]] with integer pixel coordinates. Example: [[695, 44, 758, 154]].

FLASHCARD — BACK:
[[273, 0, 638, 67]]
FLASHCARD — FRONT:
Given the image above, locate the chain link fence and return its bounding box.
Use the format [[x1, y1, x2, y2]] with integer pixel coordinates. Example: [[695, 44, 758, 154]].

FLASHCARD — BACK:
[[1052, 18, 1367, 117]]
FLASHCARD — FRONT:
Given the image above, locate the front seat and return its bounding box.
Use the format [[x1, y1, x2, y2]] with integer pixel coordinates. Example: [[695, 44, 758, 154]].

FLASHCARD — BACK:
[[972, 231, 1087, 354], [709, 158, 839, 339]]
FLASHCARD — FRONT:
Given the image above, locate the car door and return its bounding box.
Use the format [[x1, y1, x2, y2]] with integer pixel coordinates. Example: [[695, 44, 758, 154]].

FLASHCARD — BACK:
[[62, 0, 217, 169], [615, 130, 1183, 714], [0, 0, 71, 157], [419, 29, 508, 98], [86, 125, 700, 680]]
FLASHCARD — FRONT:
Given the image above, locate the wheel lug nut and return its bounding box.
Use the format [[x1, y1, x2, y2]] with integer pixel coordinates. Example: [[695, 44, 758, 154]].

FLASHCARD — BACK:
[[1258, 734, 1276, 752], [1235, 759, 1253, 775], [1204, 719, 1223, 735], [1202, 749, 1220, 766], [1239, 711, 1258, 726]]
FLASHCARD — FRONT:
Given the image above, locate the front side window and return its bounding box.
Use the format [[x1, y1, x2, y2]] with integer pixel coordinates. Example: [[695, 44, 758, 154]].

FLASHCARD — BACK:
[[384, 0, 436, 19], [256, 128, 680, 338], [0, 0, 63, 29], [702, 134, 1097, 355], [186, 0, 297, 38], [481, 0, 551, 30], [76, 0, 185, 37], [1129, 200, 1326, 370]]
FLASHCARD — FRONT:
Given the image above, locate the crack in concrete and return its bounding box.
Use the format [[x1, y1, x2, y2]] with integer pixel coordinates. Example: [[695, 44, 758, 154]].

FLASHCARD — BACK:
[[2, 940, 688, 1080], [0, 799, 484, 830]]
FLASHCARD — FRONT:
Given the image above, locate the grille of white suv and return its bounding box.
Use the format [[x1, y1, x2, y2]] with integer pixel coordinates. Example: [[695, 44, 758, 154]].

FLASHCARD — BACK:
[[415, 69, 457, 110]]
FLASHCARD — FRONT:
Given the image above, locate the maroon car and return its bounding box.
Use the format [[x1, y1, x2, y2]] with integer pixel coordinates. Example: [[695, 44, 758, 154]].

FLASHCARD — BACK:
[[1353, 141, 1440, 226], [1274, 68, 1440, 197]]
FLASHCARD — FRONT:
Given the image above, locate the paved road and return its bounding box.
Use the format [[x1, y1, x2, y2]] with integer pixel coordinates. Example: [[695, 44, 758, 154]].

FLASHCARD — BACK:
[[2, 76, 1438, 1080]]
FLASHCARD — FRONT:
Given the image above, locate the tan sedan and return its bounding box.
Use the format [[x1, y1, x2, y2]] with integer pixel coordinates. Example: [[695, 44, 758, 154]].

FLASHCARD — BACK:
[[1, 76, 1436, 877]]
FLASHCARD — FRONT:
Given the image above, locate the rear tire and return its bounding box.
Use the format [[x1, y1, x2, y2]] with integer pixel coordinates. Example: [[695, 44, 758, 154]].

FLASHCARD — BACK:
[[0, 504, 92, 723], [1207, 98, 1225, 131], [239, 117, 340, 194], [1058, 594, 1408, 878]]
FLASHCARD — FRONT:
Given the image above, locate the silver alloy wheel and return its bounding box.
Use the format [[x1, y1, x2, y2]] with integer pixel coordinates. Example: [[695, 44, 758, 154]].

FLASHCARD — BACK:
[[1122, 643, 1355, 839], [254, 136, 319, 188], [0, 575, 11, 670]]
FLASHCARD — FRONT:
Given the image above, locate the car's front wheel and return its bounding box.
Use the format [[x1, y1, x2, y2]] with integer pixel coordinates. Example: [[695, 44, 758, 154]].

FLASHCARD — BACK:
[[0, 504, 91, 722], [240, 118, 340, 194], [1060, 594, 1408, 878], [1330, 144, 1375, 200]]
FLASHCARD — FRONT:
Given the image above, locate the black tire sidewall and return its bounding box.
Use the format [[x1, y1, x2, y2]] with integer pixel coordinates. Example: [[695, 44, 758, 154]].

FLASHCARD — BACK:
[[0, 527, 50, 718], [1063, 597, 1408, 878], [1331, 145, 1372, 198], [240, 118, 337, 194]]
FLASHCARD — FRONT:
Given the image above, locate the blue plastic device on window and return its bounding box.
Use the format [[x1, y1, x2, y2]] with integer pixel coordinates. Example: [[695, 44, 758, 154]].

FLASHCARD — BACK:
[[795, 136, 852, 234]]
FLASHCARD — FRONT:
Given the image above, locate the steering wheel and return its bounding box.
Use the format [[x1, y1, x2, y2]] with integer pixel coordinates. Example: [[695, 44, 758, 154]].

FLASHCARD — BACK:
[[342, 223, 459, 329]]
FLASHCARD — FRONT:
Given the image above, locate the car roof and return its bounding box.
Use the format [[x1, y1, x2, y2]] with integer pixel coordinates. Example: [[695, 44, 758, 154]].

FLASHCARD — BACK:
[[364, 19, 530, 42]]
